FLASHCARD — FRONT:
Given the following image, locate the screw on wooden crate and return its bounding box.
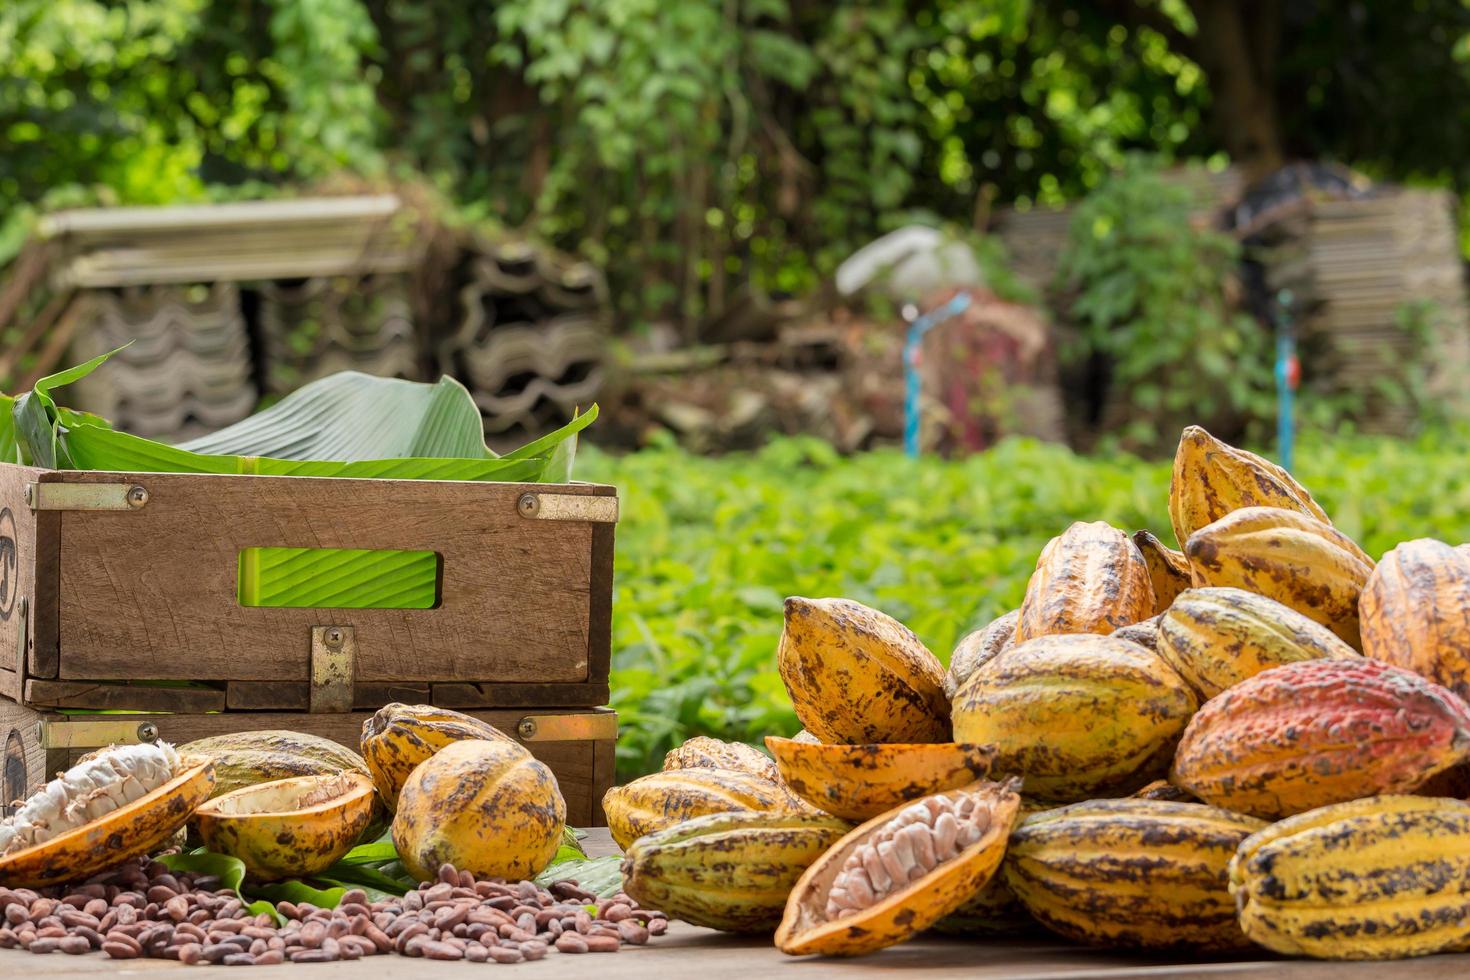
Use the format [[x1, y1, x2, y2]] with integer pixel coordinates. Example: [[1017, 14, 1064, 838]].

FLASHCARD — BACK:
[[517, 718, 538, 740]]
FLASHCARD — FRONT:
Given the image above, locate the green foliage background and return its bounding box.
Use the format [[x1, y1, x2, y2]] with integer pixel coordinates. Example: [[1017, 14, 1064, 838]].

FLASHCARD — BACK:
[[580, 431, 1470, 780]]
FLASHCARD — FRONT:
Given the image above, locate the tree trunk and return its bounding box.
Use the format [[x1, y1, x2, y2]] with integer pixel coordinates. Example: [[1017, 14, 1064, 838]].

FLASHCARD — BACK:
[[1187, 0, 1286, 180]]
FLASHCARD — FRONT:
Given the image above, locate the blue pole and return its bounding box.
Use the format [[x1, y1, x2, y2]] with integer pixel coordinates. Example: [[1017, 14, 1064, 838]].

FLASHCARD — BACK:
[[904, 293, 973, 457]]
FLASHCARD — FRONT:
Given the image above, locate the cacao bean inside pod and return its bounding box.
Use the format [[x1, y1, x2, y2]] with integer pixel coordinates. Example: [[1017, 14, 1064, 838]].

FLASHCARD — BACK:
[[944, 609, 1019, 699], [621, 811, 852, 933], [1360, 538, 1470, 703], [1133, 530, 1192, 615], [1157, 587, 1360, 700], [1014, 522, 1155, 644], [1230, 795, 1470, 960], [777, 597, 950, 744], [765, 736, 995, 821], [360, 703, 518, 812], [1171, 658, 1470, 819], [775, 779, 1022, 957], [1003, 798, 1265, 951], [952, 633, 1197, 802], [603, 766, 807, 851], [1168, 425, 1330, 546], [1185, 506, 1374, 650]]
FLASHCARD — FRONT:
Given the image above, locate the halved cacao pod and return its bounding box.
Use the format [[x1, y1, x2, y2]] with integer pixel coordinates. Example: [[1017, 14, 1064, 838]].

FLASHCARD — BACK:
[[1003, 799, 1266, 950], [603, 767, 805, 850], [1360, 538, 1470, 702], [181, 730, 370, 798], [951, 634, 1197, 802], [622, 811, 852, 933], [194, 771, 376, 881], [765, 737, 995, 821], [1231, 795, 1470, 959], [1014, 522, 1154, 644], [778, 597, 950, 744], [1111, 615, 1161, 652], [775, 779, 1022, 956], [0, 747, 214, 888], [1168, 425, 1330, 547], [360, 703, 519, 812], [1172, 658, 1470, 819], [1185, 507, 1374, 649], [662, 736, 780, 784], [1133, 530, 1192, 615], [944, 609, 1018, 699], [1157, 587, 1359, 700], [393, 739, 565, 882]]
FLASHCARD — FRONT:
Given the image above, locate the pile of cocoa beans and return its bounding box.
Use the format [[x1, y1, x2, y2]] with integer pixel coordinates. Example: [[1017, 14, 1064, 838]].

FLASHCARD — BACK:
[[0, 858, 666, 965]]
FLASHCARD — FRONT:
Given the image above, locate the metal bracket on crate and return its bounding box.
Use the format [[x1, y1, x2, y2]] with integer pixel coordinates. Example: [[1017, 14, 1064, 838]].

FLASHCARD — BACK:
[[41, 719, 160, 750], [310, 626, 356, 714], [25, 482, 150, 512], [516, 492, 619, 524], [515, 712, 617, 743]]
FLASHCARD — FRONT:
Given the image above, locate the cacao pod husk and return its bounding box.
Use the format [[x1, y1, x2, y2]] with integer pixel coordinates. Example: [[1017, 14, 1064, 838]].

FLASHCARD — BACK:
[[1185, 507, 1373, 649], [777, 597, 949, 744], [1360, 538, 1470, 702], [1133, 530, 1192, 615], [1131, 779, 1198, 803], [930, 876, 1037, 937], [1003, 798, 1266, 950], [603, 767, 806, 851], [1014, 522, 1154, 644], [776, 779, 1022, 956], [662, 736, 780, 784], [1169, 425, 1330, 547], [360, 703, 518, 812], [621, 811, 851, 933], [1172, 658, 1470, 819], [765, 736, 994, 821], [944, 609, 1018, 699], [1230, 795, 1470, 959], [952, 633, 1197, 802], [1111, 615, 1161, 652], [1157, 587, 1359, 700], [393, 739, 565, 882], [181, 731, 371, 799], [193, 772, 376, 881]]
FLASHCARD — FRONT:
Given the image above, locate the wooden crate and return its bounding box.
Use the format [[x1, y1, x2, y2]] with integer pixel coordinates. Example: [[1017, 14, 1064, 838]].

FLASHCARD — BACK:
[[0, 463, 617, 824]]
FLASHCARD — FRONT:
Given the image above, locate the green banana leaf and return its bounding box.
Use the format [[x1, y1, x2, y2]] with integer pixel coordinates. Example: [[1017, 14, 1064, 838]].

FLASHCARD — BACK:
[[157, 851, 285, 924], [533, 855, 624, 898]]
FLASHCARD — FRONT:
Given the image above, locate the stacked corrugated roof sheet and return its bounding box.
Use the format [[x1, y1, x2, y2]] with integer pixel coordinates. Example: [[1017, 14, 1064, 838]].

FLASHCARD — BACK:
[[258, 274, 421, 394]]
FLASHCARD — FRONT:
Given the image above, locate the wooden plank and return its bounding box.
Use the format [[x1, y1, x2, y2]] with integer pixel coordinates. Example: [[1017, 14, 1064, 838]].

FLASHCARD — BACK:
[[1, 698, 65, 815], [39, 196, 401, 236], [587, 522, 615, 685], [54, 473, 614, 685], [0, 465, 55, 679], [23, 679, 226, 713], [432, 682, 610, 709], [591, 732, 615, 827], [227, 681, 437, 711], [0, 667, 16, 701]]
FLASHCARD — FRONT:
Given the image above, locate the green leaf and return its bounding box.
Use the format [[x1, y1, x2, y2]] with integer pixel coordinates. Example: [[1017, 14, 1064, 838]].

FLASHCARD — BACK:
[[0, 394, 17, 465], [157, 851, 284, 925], [533, 854, 624, 898], [247, 880, 347, 910]]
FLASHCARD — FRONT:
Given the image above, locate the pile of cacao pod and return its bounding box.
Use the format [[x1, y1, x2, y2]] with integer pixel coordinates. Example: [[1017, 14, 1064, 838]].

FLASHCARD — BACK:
[[609, 425, 1470, 962]]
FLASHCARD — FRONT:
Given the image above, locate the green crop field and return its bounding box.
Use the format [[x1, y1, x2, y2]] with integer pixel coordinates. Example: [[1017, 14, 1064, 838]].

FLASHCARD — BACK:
[[580, 430, 1470, 781]]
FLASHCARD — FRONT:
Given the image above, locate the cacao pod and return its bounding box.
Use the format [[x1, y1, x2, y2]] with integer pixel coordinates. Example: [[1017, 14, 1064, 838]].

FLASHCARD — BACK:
[[765, 736, 994, 821], [1172, 658, 1470, 819], [777, 597, 950, 744], [776, 779, 1022, 956], [603, 767, 805, 851], [944, 609, 1018, 699], [360, 703, 518, 812], [393, 739, 565, 882], [1133, 530, 1192, 615], [662, 736, 780, 784], [181, 731, 371, 799], [1185, 507, 1374, 649], [1230, 795, 1470, 959], [1003, 798, 1266, 950], [1131, 779, 1198, 803], [951, 634, 1197, 802], [1168, 425, 1330, 546], [930, 878, 1036, 937], [1014, 522, 1154, 644], [1157, 587, 1359, 700], [193, 772, 376, 881], [621, 811, 851, 933], [0, 745, 215, 888], [1360, 538, 1470, 702], [1111, 615, 1161, 652]]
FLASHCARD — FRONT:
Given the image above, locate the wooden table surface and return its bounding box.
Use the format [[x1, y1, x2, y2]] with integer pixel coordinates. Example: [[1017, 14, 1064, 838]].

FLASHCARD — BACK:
[[5, 829, 1470, 978]]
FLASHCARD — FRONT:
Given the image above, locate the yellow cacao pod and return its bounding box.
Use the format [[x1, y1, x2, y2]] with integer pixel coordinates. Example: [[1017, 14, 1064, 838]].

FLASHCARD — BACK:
[[392, 739, 565, 882], [1185, 507, 1374, 649], [951, 633, 1197, 802], [662, 736, 780, 783], [360, 703, 518, 812], [944, 609, 1018, 699], [777, 597, 949, 744], [1111, 615, 1161, 652], [776, 779, 1022, 956], [181, 730, 371, 799], [1360, 538, 1470, 703], [194, 772, 376, 881], [602, 767, 805, 851], [1133, 530, 1192, 615], [1168, 425, 1330, 546], [765, 736, 994, 821], [622, 811, 852, 933], [1157, 587, 1359, 700], [1231, 796, 1470, 959], [1003, 798, 1266, 951], [1014, 522, 1155, 644]]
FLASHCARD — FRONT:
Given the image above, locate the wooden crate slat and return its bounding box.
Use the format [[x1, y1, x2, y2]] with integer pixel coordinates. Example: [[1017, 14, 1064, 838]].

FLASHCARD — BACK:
[[23, 680, 227, 713]]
